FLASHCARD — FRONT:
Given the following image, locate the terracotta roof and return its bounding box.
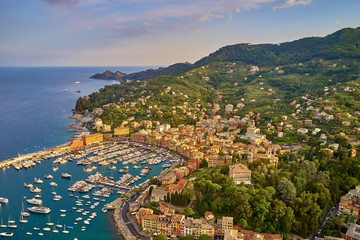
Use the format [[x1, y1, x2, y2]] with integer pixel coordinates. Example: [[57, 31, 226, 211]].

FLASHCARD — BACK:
[[143, 214, 159, 221]]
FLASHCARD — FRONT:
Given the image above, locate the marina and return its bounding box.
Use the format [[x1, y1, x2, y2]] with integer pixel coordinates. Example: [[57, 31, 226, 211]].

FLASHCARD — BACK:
[[0, 141, 182, 239]]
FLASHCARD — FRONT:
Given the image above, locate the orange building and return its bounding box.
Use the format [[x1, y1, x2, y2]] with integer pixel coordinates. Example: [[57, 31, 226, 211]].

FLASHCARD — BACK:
[[71, 139, 84, 149], [83, 133, 103, 145], [114, 127, 130, 136]]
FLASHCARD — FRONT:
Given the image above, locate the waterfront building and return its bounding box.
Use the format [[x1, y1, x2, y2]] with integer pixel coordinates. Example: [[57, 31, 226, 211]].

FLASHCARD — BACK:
[[71, 139, 84, 149], [229, 164, 251, 185], [83, 133, 103, 145]]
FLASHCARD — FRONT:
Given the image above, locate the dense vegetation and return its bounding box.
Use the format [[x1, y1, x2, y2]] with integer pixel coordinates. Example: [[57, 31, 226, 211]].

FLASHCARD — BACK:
[[188, 136, 360, 238], [90, 70, 126, 80]]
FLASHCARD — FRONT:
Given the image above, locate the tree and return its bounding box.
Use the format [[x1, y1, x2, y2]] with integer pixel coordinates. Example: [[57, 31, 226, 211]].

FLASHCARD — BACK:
[[183, 208, 195, 217], [300, 160, 317, 182], [316, 171, 331, 188], [149, 186, 154, 196], [198, 234, 212, 240], [200, 159, 208, 168], [154, 233, 167, 240], [277, 178, 296, 203]]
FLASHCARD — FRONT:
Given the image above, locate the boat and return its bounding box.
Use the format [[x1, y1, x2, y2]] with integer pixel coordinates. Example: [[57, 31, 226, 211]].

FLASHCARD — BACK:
[[35, 194, 42, 198], [108, 166, 116, 170], [21, 202, 30, 217], [46, 215, 54, 226], [26, 232, 33, 235], [0, 197, 8, 204], [34, 178, 43, 184], [0, 232, 14, 237], [7, 217, 17, 229], [28, 206, 51, 214], [24, 183, 33, 188], [63, 89, 69, 92], [33, 227, 40, 231], [30, 187, 41, 193], [44, 174, 53, 179], [26, 198, 42, 205], [50, 182, 57, 187], [0, 218, 6, 228], [38, 232, 44, 236], [56, 219, 62, 228], [52, 225, 59, 233], [52, 167, 59, 172], [76, 90, 81, 93], [62, 225, 69, 234], [62, 173, 71, 178], [43, 227, 51, 232], [19, 214, 28, 224], [75, 81, 80, 84], [60, 214, 66, 217], [60, 209, 66, 213]]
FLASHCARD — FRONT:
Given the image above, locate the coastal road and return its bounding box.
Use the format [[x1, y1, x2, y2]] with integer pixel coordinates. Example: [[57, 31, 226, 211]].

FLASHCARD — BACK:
[[121, 197, 148, 239]]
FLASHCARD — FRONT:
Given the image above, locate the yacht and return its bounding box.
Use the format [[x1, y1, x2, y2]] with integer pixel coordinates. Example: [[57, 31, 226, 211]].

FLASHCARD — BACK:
[[61, 173, 71, 178], [0, 197, 8, 204], [30, 187, 41, 193], [52, 167, 59, 172], [28, 206, 51, 214], [26, 198, 42, 205], [0, 232, 14, 237], [44, 174, 53, 179], [50, 182, 57, 187], [62, 225, 69, 234], [34, 178, 43, 184]]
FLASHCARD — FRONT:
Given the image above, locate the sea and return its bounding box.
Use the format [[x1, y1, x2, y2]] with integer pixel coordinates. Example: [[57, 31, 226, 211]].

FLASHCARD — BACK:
[[0, 66, 167, 240]]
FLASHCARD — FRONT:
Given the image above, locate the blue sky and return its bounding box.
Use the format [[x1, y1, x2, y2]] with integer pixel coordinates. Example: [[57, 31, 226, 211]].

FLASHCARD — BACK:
[[0, 0, 359, 66]]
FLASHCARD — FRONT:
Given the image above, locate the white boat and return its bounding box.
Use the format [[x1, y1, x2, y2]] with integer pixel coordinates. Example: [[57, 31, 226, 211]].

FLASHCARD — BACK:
[[60, 209, 66, 213], [30, 187, 41, 193], [44, 174, 53, 179], [34, 178, 43, 184], [19, 214, 28, 224], [43, 227, 51, 232], [60, 214, 66, 217], [35, 194, 42, 198], [26, 232, 33, 235], [75, 81, 80, 84], [38, 232, 44, 236], [50, 182, 57, 187], [46, 216, 54, 226], [21, 202, 30, 217], [0, 218, 6, 228], [52, 225, 59, 233], [62, 225, 69, 234], [7, 217, 17, 228], [0, 232, 14, 237], [61, 173, 71, 178], [26, 198, 42, 205], [52, 167, 59, 172], [0, 197, 8, 204], [33, 227, 40, 231], [28, 206, 51, 214]]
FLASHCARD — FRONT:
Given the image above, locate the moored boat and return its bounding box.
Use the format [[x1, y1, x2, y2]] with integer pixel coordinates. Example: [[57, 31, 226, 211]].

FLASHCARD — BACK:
[[28, 206, 51, 214], [26, 198, 42, 205], [0, 197, 9, 204]]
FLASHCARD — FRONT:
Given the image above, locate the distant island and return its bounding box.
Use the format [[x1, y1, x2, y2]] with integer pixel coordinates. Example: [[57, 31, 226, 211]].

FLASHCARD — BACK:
[[90, 70, 127, 80]]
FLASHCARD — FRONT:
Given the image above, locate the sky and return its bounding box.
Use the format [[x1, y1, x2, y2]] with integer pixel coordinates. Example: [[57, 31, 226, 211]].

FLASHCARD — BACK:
[[0, 0, 359, 66]]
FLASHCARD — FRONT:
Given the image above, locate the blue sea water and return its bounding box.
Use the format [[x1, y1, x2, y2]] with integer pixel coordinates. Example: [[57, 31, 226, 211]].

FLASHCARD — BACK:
[[0, 66, 168, 240], [0, 66, 151, 161]]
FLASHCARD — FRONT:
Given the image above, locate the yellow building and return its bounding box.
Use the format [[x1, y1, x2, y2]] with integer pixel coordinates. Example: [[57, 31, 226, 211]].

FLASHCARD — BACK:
[[83, 133, 103, 145], [114, 127, 130, 136], [136, 208, 153, 224], [162, 172, 176, 185], [142, 214, 159, 232]]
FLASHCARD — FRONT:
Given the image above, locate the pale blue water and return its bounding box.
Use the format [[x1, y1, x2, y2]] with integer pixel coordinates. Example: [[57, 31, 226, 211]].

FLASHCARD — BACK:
[[0, 66, 169, 240]]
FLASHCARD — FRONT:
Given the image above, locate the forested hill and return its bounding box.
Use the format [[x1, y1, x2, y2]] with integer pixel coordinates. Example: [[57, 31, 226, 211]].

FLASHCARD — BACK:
[[90, 27, 360, 81]]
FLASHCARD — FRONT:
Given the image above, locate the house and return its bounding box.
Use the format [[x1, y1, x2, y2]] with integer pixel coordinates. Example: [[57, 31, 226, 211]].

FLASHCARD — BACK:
[[217, 216, 233, 236], [171, 214, 185, 236], [229, 163, 251, 185], [204, 211, 214, 221], [114, 126, 129, 136], [297, 128, 308, 134], [162, 172, 177, 185], [168, 179, 188, 194], [182, 217, 202, 238]]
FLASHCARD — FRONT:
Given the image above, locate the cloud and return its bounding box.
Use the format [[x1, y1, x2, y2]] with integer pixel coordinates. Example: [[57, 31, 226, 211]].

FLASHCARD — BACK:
[[273, 0, 312, 10], [42, 0, 79, 7]]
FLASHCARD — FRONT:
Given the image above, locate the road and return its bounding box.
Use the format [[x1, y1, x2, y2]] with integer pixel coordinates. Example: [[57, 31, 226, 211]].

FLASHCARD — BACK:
[[121, 194, 148, 239], [315, 201, 339, 239]]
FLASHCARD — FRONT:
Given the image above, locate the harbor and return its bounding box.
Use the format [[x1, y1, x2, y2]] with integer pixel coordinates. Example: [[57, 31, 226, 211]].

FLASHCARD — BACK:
[[0, 141, 183, 239]]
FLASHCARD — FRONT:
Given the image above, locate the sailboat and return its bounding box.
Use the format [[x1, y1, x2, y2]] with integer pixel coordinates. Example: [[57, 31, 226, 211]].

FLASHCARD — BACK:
[[21, 202, 30, 217], [7, 216, 17, 228], [52, 225, 59, 233], [56, 219, 62, 228], [62, 224, 69, 234], [19, 214, 28, 224], [0, 218, 6, 228], [46, 215, 54, 226]]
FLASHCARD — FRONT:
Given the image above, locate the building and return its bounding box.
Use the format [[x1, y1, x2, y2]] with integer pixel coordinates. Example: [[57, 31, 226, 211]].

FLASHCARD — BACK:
[[136, 208, 153, 224], [346, 223, 360, 240], [71, 139, 84, 149], [162, 172, 177, 185], [142, 214, 159, 232], [339, 185, 360, 219], [83, 133, 103, 145], [151, 187, 168, 202], [171, 214, 185, 236], [114, 126, 129, 136], [201, 219, 215, 238], [157, 215, 172, 236], [160, 205, 175, 215], [221, 217, 233, 236], [168, 179, 188, 194], [229, 163, 251, 185], [183, 217, 202, 238]]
